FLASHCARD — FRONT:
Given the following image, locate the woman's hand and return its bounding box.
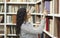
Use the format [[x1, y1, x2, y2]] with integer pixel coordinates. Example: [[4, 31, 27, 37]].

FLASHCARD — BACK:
[[42, 9, 48, 19], [43, 9, 48, 16]]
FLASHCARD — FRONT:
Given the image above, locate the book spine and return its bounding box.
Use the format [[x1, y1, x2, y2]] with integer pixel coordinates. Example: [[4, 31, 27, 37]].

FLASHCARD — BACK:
[[46, 18, 49, 31], [45, 1, 50, 14]]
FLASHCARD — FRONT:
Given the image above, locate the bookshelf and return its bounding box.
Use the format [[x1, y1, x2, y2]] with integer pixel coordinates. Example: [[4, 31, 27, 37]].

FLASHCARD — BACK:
[[0, 0, 60, 38]]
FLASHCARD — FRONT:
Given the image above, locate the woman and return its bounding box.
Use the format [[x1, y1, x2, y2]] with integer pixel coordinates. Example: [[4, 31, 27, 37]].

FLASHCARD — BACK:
[[16, 8, 46, 38]]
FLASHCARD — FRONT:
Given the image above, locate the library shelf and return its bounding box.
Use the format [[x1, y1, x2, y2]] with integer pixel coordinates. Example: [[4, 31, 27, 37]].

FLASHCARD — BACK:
[[6, 2, 36, 4], [0, 34, 5, 36], [43, 30, 57, 38]]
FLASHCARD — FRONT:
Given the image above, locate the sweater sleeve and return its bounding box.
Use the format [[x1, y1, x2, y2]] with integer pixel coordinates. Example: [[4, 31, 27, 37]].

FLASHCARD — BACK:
[[21, 19, 46, 34]]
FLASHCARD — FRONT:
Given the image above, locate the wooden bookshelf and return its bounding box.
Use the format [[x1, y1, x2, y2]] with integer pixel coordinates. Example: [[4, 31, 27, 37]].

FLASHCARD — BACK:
[[0, 0, 60, 38]]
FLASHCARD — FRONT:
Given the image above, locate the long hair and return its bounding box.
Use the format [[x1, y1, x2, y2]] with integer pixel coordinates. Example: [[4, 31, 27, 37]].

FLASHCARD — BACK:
[[16, 8, 27, 36]]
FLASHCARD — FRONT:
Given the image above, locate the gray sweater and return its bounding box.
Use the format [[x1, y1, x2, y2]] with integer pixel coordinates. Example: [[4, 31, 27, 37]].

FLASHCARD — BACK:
[[20, 19, 46, 38]]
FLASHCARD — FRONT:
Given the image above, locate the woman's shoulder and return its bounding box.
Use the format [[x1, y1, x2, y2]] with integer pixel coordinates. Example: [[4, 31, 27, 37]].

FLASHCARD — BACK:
[[23, 21, 32, 24], [22, 21, 33, 26], [21, 22, 33, 29]]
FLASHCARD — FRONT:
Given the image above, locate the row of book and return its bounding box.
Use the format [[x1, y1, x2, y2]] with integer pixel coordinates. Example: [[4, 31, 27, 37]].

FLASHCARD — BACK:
[[1, 0, 60, 14], [6, 5, 36, 13], [0, 15, 41, 24], [6, 15, 16, 23], [6, 25, 16, 34], [44, 0, 60, 14], [6, 0, 37, 2], [6, 15, 41, 24], [0, 0, 60, 14], [6, 5, 26, 13]]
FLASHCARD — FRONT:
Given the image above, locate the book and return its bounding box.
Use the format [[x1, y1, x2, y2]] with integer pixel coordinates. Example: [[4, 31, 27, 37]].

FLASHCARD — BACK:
[[50, 1, 53, 14], [54, 18, 58, 37], [32, 15, 36, 23], [35, 4, 38, 13], [14, 6, 18, 13], [11, 5, 15, 13], [59, 0, 60, 14], [8, 5, 12, 13], [0, 25, 4, 34], [0, 5, 2, 12], [29, 6, 35, 13], [12, 15, 16, 23], [49, 19, 53, 35], [46, 17, 49, 31], [7, 25, 16, 34], [7, 26, 10, 34], [0, 16, 3, 23], [0, 5, 4, 12], [55, 17, 60, 38], [45, 1, 50, 14], [54, 0, 58, 14], [38, 4, 41, 13], [0, 16, 4, 23], [36, 15, 41, 23], [57, 19, 60, 38]]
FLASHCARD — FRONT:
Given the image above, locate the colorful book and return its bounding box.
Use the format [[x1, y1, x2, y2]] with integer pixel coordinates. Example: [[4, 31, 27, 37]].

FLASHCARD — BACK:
[[59, 0, 60, 14], [45, 1, 50, 14], [46, 17, 49, 31]]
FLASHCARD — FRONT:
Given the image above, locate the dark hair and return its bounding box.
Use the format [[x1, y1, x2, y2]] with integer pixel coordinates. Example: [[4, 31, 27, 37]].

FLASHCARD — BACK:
[[16, 8, 27, 36]]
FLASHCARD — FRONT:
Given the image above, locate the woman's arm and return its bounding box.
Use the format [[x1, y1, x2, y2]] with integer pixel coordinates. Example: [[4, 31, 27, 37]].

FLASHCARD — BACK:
[[21, 18, 46, 34]]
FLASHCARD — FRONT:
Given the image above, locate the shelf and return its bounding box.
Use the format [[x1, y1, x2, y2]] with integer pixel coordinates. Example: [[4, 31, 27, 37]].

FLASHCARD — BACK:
[[47, 14, 54, 16], [7, 13, 41, 15], [0, 2, 4, 4], [6, 13, 54, 16], [40, 13, 54, 16], [6, 23, 16, 25], [31, 13, 41, 15], [0, 23, 5, 25], [43, 30, 57, 38], [6, 13, 17, 15], [7, 13, 42, 15], [54, 14, 60, 17], [36, 0, 42, 4], [7, 34, 16, 36], [0, 13, 5, 15], [6, 2, 36, 4], [0, 34, 5, 36], [6, 23, 40, 25]]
